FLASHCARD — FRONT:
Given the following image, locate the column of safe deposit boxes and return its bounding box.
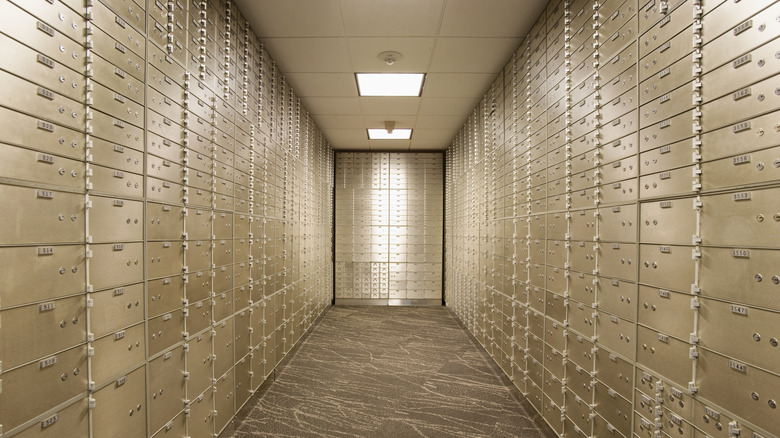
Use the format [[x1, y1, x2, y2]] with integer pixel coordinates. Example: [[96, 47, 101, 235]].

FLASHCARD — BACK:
[[335, 153, 444, 302], [0, 0, 334, 436], [445, 0, 780, 437]]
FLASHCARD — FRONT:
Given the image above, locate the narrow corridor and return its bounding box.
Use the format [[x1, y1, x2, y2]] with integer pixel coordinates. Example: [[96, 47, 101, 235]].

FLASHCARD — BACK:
[[232, 306, 550, 437]]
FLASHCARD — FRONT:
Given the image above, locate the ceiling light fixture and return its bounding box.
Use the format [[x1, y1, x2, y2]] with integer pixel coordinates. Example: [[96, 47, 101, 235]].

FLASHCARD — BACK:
[[368, 128, 412, 140], [356, 73, 425, 97]]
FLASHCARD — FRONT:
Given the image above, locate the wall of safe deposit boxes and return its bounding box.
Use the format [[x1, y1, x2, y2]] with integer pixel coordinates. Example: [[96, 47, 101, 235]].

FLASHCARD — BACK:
[[0, 0, 334, 436], [334, 153, 444, 303], [445, 0, 780, 437]]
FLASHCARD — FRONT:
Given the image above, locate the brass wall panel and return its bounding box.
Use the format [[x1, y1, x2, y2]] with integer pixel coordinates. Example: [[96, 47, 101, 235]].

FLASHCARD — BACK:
[[214, 367, 235, 432], [0, 69, 85, 132], [636, 325, 692, 387], [638, 138, 695, 176], [147, 241, 185, 279], [638, 244, 696, 292], [701, 2, 780, 73], [148, 275, 185, 318], [0, 294, 86, 370], [90, 283, 144, 338], [0, 245, 86, 308], [0, 34, 85, 103], [637, 286, 693, 340], [699, 246, 780, 311], [10, 397, 89, 438], [90, 0, 145, 57], [570, 241, 597, 274], [90, 196, 144, 242], [0, 107, 85, 161], [0, 3, 86, 74], [91, 365, 147, 438], [91, 322, 145, 385], [700, 187, 780, 247], [147, 176, 184, 205], [595, 347, 634, 401], [213, 317, 234, 377], [698, 297, 780, 374], [147, 87, 185, 124], [594, 382, 631, 436], [701, 145, 780, 191], [90, 164, 143, 198], [0, 143, 84, 190], [0, 345, 88, 433], [595, 311, 636, 360], [147, 309, 184, 356], [147, 134, 182, 166], [151, 412, 186, 438], [696, 348, 780, 437], [91, 137, 144, 174], [701, 74, 780, 133], [89, 24, 145, 82], [187, 389, 215, 438], [700, 109, 780, 162], [701, 38, 780, 103], [598, 203, 638, 242], [639, 55, 691, 105], [639, 25, 695, 83], [148, 345, 186, 432], [89, 241, 143, 290], [599, 16, 638, 62], [598, 277, 637, 322], [569, 271, 597, 304], [0, 185, 85, 245]]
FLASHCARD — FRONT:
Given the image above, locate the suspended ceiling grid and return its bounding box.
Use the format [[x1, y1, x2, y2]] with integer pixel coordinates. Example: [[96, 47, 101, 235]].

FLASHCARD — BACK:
[[235, 0, 548, 151]]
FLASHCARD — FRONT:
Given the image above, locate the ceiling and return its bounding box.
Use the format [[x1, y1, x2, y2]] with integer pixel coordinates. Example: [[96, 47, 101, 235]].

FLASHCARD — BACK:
[[235, 0, 548, 151]]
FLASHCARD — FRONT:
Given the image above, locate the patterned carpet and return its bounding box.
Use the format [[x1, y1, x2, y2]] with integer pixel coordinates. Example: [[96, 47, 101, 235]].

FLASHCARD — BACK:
[[231, 306, 550, 438]]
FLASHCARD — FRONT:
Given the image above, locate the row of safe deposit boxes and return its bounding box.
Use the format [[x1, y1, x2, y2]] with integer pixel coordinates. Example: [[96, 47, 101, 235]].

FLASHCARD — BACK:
[[335, 153, 444, 301], [0, 0, 335, 437], [446, 0, 780, 437]]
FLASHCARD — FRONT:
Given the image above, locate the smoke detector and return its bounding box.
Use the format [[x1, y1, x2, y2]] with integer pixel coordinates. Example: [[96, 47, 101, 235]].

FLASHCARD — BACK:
[[378, 51, 403, 66]]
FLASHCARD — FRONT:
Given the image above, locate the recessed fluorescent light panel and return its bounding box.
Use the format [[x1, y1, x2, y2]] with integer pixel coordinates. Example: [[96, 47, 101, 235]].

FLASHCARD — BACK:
[[356, 73, 425, 97], [367, 129, 412, 140]]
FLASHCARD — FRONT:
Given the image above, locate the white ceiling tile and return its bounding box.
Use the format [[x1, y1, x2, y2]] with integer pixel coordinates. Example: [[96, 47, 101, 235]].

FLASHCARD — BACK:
[[235, 0, 345, 37], [439, 0, 548, 37], [284, 73, 358, 97], [414, 115, 468, 130], [303, 97, 362, 115], [339, 0, 445, 37], [369, 140, 410, 151], [323, 128, 371, 149], [423, 73, 497, 98], [363, 115, 417, 129], [261, 38, 353, 73], [409, 129, 455, 150], [359, 97, 420, 115], [430, 38, 520, 73], [419, 97, 481, 115], [315, 115, 367, 129], [347, 38, 435, 72]]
